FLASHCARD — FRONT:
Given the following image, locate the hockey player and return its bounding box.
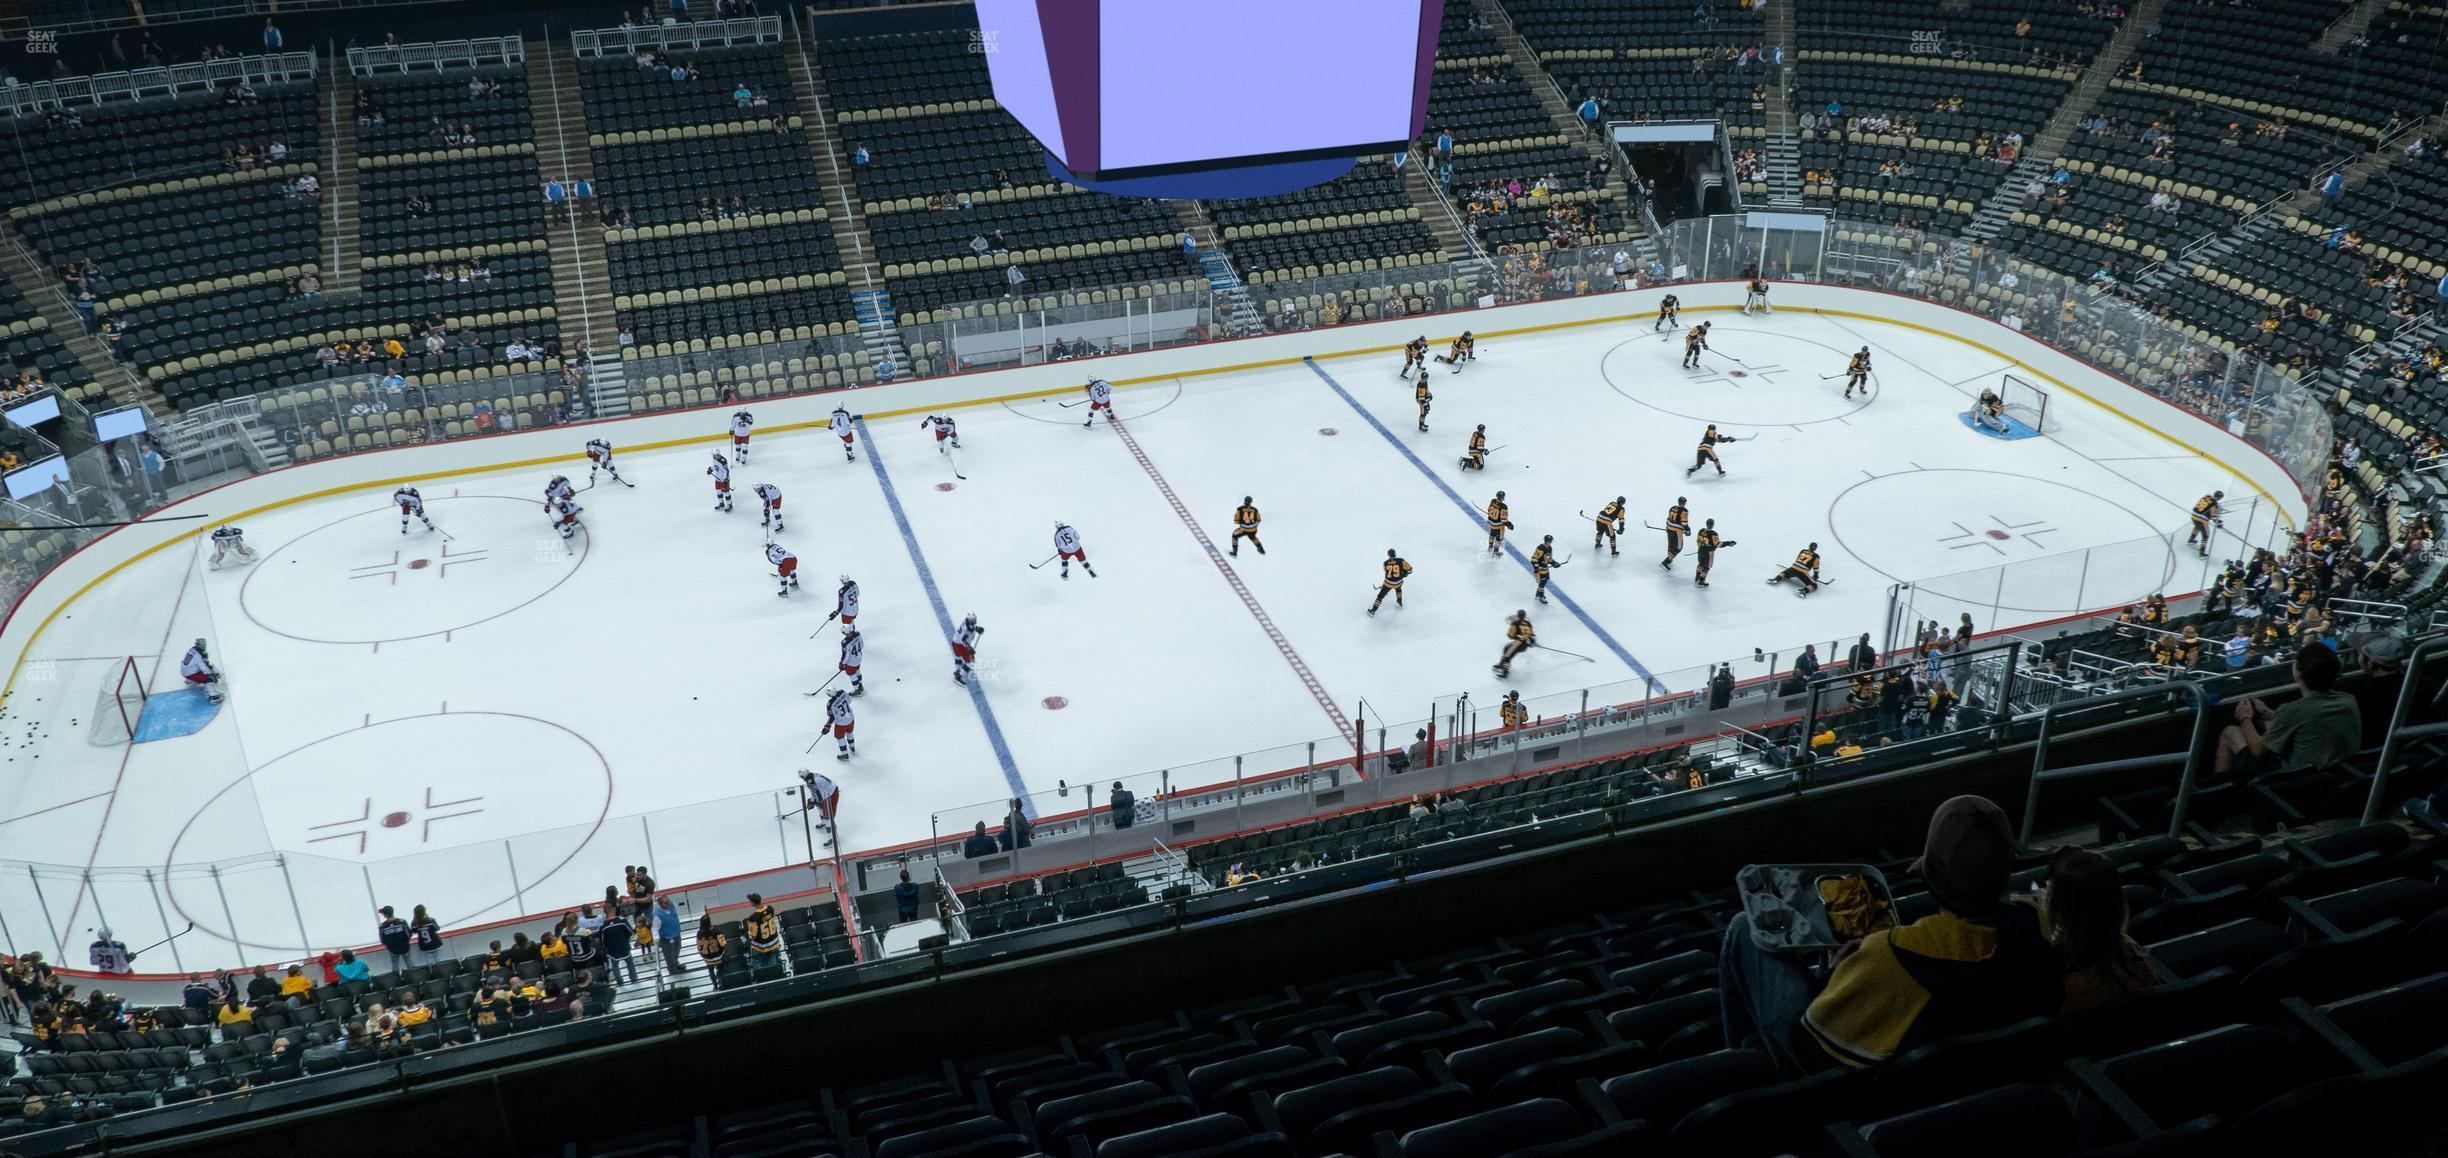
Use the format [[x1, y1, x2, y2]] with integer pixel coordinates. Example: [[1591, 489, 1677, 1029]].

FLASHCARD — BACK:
[[1769, 542, 1823, 595], [1082, 377, 1114, 427], [1414, 377, 1433, 432], [1368, 549, 1412, 615], [1230, 497, 1264, 557], [951, 612, 985, 684], [585, 438, 622, 485], [1593, 496, 1626, 556], [823, 688, 856, 760], [799, 768, 840, 835], [1529, 535, 1563, 604], [1053, 521, 1096, 579], [1656, 293, 1681, 331], [837, 624, 865, 695], [1499, 690, 1527, 729], [918, 413, 962, 453], [1693, 518, 1734, 587], [180, 638, 224, 703], [1484, 491, 1513, 557], [754, 482, 783, 532], [831, 575, 859, 627], [552, 496, 584, 540], [545, 474, 575, 508], [729, 409, 755, 463], [394, 486, 436, 535], [1687, 424, 1736, 477], [830, 404, 858, 461], [1662, 497, 1691, 569], [706, 452, 734, 512], [1494, 610, 1535, 678], [765, 541, 800, 596], [1681, 321, 1712, 369], [2187, 491, 2224, 556], [1743, 274, 1773, 315], [1434, 331, 1477, 372], [1400, 335, 1430, 379], [1460, 424, 1491, 470], [1843, 347, 1873, 398], [1972, 389, 2010, 433], [207, 525, 257, 569]]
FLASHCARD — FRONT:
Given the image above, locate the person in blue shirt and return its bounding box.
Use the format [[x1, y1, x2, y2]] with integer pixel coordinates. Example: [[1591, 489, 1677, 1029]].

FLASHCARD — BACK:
[[333, 948, 371, 984]]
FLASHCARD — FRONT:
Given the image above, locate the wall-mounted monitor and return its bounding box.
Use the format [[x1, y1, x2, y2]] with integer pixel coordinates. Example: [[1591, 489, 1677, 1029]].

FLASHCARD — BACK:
[[3, 455, 70, 501], [92, 405, 149, 443], [3, 391, 62, 430]]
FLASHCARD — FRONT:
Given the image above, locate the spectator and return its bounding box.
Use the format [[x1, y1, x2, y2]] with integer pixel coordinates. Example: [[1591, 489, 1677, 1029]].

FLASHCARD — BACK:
[[375, 906, 411, 972], [742, 893, 782, 981], [696, 914, 728, 987], [733, 82, 753, 107], [245, 964, 281, 1007], [600, 906, 637, 984], [565, 922, 602, 974], [471, 985, 508, 1037], [2029, 846, 2157, 1013], [652, 896, 684, 974], [477, 942, 509, 981], [409, 904, 443, 966], [962, 821, 997, 858], [581, 967, 616, 1016], [1847, 633, 1877, 671], [1718, 795, 2060, 1076], [894, 869, 922, 928], [215, 995, 253, 1040], [999, 799, 1034, 851], [575, 903, 605, 936], [333, 948, 369, 984], [2233, 643, 2361, 772], [853, 143, 870, 167], [537, 930, 568, 962], [181, 972, 218, 1011], [262, 18, 282, 49], [278, 964, 313, 1003], [1109, 780, 1136, 828], [1708, 664, 1735, 711]]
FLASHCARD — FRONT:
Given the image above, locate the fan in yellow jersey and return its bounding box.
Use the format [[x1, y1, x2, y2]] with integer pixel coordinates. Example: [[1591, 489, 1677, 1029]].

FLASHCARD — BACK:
[[1367, 549, 1413, 615], [1460, 424, 1492, 470], [1687, 424, 1738, 477], [1842, 346, 1873, 398], [1681, 321, 1712, 369], [2185, 491, 2224, 556], [1433, 330, 1476, 372], [1743, 274, 1773, 315], [1660, 498, 1691, 569], [1591, 496, 1627, 556], [1493, 609, 1537, 678], [1229, 497, 1264, 557], [1768, 542, 1823, 596], [1399, 335, 1430, 380], [1655, 292, 1681, 331], [1484, 491, 1513, 556], [1498, 690, 1527, 729], [1692, 519, 1735, 587], [1414, 378, 1433, 432], [1529, 534, 1567, 604]]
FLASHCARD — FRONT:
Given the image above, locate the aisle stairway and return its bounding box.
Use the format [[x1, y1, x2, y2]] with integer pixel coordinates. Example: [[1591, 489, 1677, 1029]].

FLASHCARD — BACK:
[[791, 23, 904, 382], [538, 40, 620, 363]]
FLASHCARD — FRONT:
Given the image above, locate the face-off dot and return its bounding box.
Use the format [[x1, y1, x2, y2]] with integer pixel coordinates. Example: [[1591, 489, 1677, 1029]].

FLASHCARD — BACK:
[[1987, 529, 2012, 540], [1042, 696, 1068, 710], [382, 811, 411, 828], [407, 558, 432, 570], [936, 482, 957, 492]]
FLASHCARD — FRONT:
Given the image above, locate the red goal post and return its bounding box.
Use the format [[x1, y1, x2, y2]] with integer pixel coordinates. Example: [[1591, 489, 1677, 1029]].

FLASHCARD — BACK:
[[1999, 373, 2050, 434], [92, 655, 147, 743]]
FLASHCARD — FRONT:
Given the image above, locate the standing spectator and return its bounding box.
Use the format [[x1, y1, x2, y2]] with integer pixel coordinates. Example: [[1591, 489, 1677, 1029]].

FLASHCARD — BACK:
[[599, 906, 637, 984], [1434, 128, 1453, 162], [742, 893, 782, 981], [1718, 795, 2060, 1076], [375, 906, 411, 973], [962, 821, 997, 858], [1708, 664, 1735, 711], [1109, 781, 1135, 829], [999, 799, 1034, 851], [852, 143, 870, 167], [1577, 93, 1601, 133], [2318, 167, 2345, 209], [652, 896, 684, 975], [696, 914, 728, 987], [409, 904, 443, 966], [262, 18, 282, 50], [1847, 633, 1878, 672], [894, 869, 922, 929]]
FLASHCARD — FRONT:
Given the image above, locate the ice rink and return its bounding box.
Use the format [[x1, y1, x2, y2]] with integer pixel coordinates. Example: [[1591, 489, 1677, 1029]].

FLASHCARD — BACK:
[[0, 307, 2278, 966]]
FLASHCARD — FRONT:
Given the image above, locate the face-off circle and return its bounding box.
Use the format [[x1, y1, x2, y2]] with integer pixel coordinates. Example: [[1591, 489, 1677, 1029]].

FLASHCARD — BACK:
[[240, 496, 585, 645], [164, 711, 613, 952], [1827, 469, 2181, 614]]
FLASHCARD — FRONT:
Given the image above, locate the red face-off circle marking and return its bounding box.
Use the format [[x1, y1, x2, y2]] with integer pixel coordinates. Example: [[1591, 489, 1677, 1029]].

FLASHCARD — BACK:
[[1987, 529, 2012, 540], [1042, 696, 1068, 710], [382, 811, 411, 828], [936, 482, 956, 492], [406, 558, 432, 570]]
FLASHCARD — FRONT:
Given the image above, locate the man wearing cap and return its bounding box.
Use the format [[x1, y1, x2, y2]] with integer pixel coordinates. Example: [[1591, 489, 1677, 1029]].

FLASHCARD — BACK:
[[376, 906, 412, 974], [1719, 795, 2060, 1075]]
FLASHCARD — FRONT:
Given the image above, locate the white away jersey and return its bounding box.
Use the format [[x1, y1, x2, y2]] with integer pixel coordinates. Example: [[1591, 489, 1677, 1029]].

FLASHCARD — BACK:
[[730, 412, 754, 437], [393, 488, 424, 514], [706, 456, 731, 484], [922, 415, 957, 435], [210, 526, 244, 544], [1086, 378, 1113, 404], [954, 620, 983, 649], [831, 406, 853, 432], [839, 632, 864, 668], [546, 476, 574, 502], [754, 483, 781, 505], [179, 646, 214, 679], [554, 498, 581, 520], [586, 439, 613, 462], [834, 581, 860, 619], [826, 693, 854, 726], [1054, 525, 1082, 554], [765, 543, 794, 568]]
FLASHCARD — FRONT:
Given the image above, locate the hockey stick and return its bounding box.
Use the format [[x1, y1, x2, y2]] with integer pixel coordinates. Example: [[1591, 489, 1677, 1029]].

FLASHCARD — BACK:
[[806, 612, 840, 640], [1027, 554, 1060, 570], [613, 475, 636, 488], [1643, 521, 1671, 531], [1055, 398, 1089, 408], [1534, 643, 1597, 662], [1705, 347, 1748, 366], [433, 525, 456, 542], [802, 669, 844, 697], [947, 449, 967, 481]]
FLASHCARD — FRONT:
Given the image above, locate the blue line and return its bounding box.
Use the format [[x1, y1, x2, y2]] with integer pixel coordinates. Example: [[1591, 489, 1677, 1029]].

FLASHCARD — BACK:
[[1302, 358, 1655, 684], [854, 418, 1030, 804]]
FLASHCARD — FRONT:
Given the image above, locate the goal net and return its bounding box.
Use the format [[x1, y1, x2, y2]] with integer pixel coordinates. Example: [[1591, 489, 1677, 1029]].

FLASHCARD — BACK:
[[88, 656, 147, 745], [1998, 373, 2049, 434]]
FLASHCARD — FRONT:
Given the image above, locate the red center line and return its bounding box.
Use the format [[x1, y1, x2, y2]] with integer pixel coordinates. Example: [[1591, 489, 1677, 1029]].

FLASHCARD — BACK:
[[1105, 414, 1354, 742]]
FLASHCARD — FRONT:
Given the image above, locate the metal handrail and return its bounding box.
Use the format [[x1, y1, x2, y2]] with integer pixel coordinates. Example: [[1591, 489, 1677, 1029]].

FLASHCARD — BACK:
[[2021, 680, 2211, 842], [2362, 635, 2448, 822]]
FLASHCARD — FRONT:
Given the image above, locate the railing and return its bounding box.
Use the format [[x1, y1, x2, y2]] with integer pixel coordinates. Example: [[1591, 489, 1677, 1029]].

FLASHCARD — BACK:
[[572, 17, 785, 59], [0, 51, 319, 118], [348, 36, 526, 77], [2020, 681, 2212, 841]]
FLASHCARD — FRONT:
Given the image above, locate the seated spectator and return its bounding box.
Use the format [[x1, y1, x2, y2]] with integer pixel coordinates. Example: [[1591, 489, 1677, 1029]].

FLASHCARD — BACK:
[[244, 965, 281, 1007], [2233, 643, 2362, 771], [537, 930, 568, 961], [333, 948, 369, 984], [1719, 795, 2060, 1075], [215, 995, 253, 1039], [2028, 846, 2157, 1013], [277, 964, 313, 1002]]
